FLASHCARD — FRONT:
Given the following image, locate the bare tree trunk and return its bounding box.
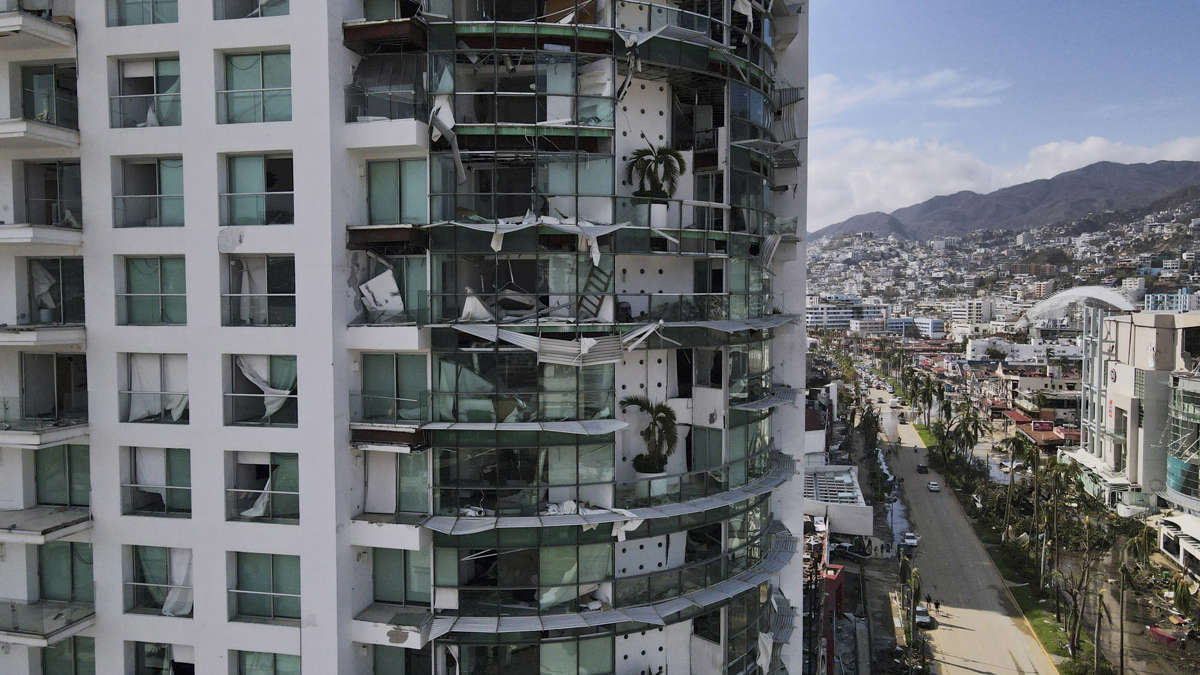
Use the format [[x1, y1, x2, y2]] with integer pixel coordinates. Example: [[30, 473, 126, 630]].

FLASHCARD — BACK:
[[1094, 590, 1102, 673], [1119, 569, 1126, 675]]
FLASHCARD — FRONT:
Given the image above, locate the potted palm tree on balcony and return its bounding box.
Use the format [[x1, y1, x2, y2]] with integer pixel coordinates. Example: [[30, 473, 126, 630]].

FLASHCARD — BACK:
[[625, 143, 686, 227], [620, 395, 678, 475]]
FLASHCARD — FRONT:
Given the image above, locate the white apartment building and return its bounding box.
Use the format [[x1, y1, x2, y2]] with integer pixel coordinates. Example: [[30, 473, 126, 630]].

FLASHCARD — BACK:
[[951, 298, 992, 324], [0, 2, 809, 674], [805, 297, 886, 331]]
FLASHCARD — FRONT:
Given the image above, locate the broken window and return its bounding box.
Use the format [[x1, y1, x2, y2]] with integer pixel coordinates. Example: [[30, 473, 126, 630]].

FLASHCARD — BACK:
[[119, 353, 189, 424], [123, 446, 191, 516], [115, 158, 184, 227], [227, 355, 298, 426], [111, 57, 181, 128], [25, 257, 84, 324], [227, 451, 299, 523], [24, 161, 81, 228], [223, 254, 296, 326], [20, 353, 87, 423], [21, 63, 77, 129], [347, 54, 426, 122]]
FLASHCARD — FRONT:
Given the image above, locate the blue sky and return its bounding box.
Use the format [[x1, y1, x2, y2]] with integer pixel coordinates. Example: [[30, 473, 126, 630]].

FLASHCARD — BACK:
[[807, 0, 1200, 230]]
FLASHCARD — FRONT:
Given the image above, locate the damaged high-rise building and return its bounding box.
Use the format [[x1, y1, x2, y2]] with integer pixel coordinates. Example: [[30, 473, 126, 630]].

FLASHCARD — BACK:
[[0, 1, 807, 673]]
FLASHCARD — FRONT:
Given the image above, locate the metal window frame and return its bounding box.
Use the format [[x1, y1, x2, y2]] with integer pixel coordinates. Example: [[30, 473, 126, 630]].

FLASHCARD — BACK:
[[121, 255, 187, 325]]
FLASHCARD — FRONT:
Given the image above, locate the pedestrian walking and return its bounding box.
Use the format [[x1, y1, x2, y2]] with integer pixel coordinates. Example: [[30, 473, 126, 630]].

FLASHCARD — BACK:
[[924, 593, 931, 607], [934, 600, 941, 614]]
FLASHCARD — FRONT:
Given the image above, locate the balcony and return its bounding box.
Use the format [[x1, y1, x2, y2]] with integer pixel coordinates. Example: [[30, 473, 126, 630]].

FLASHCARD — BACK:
[[0, 324, 85, 347], [0, 395, 88, 448], [0, 505, 91, 544], [343, 5, 426, 54], [0, 84, 79, 149], [350, 603, 433, 649], [0, 2, 76, 52], [347, 511, 424, 549], [0, 599, 95, 647]]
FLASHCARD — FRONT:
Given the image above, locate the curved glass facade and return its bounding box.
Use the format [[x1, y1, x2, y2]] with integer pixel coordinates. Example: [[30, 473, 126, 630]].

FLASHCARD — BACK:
[[349, 2, 802, 672]]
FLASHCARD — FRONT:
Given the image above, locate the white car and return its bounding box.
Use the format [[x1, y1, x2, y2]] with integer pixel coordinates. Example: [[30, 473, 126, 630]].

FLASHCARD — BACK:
[[902, 532, 921, 547], [927, 481, 941, 492], [914, 604, 934, 628]]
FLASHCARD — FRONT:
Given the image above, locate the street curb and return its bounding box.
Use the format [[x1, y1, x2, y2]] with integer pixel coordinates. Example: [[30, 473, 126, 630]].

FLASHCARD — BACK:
[[904, 421, 1061, 674]]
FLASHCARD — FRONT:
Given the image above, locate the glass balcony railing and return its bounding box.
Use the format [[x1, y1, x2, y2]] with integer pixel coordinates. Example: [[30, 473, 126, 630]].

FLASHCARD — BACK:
[[344, 85, 426, 123], [114, 195, 184, 228], [224, 393, 297, 428], [107, 0, 179, 26], [613, 447, 773, 509], [217, 88, 292, 124], [349, 392, 427, 426], [215, 0, 288, 20], [221, 294, 296, 327], [18, 88, 78, 129], [0, 394, 88, 432], [219, 193, 295, 226], [612, 535, 767, 608], [429, 391, 615, 424], [225, 487, 299, 524], [124, 582, 192, 616], [110, 93, 182, 128], [618, 1, 721, 41], [119, 393, 189, 424], [25, 198, 82, 229], [0, 599, 94, 639], [121, 483, 191, 517]]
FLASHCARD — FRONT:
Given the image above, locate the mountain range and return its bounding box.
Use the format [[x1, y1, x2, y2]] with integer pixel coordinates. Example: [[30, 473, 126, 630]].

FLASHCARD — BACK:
[[813, 160, 1200, 241]]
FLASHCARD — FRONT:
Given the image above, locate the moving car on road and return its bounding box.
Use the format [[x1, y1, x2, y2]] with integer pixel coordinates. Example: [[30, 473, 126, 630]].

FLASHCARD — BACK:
[[916, 464, 929, 474], [927, 481, 941, 492], [902, 532, 921, 547]]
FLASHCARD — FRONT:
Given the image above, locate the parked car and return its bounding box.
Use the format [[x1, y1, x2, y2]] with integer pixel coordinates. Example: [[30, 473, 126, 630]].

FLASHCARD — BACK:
[[927, 481, 941, 492], [916, 464, 929, 474], [902, 532, 921, 547], [915, 604, 934, 628]]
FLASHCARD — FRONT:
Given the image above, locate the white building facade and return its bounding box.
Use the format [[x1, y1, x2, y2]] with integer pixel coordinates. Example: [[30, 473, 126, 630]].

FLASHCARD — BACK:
[[0, 2, 809, 674]]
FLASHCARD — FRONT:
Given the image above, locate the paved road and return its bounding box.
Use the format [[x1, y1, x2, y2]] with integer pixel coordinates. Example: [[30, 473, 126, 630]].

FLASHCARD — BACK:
[[870, 388, 1059, 675]]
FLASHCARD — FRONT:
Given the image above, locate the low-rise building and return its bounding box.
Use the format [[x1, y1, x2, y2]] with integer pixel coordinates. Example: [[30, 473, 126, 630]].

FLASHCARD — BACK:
[[913, 317, 946, 339], [1145, 288, 1200, 313]]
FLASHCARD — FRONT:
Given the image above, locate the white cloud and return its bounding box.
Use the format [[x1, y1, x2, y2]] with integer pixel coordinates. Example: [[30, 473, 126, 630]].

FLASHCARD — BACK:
[[809, 69, 1008, 124], [808, 133, 1200, 231], [930, 96, 1000, 110]]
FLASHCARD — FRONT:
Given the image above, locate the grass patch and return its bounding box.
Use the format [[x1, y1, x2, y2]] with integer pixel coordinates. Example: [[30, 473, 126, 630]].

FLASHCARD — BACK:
[[961, 495, 1112, 673], [912, 424, 937, 449]]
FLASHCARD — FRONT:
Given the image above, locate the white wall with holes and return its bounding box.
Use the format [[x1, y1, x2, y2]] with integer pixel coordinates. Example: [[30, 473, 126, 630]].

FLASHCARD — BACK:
[[615, 620, 691, 675], [614, 530, 687, 579], [615, 349, 687, 481], [615, 254, 694, 293]]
